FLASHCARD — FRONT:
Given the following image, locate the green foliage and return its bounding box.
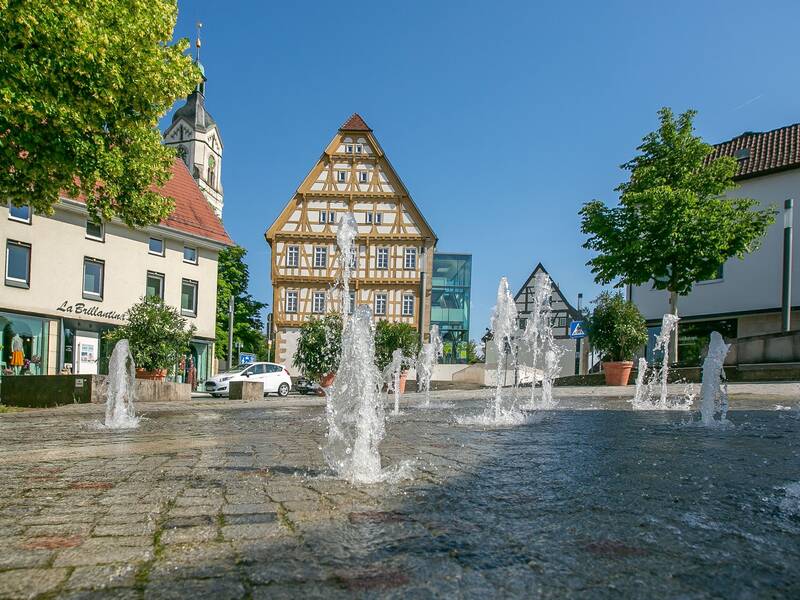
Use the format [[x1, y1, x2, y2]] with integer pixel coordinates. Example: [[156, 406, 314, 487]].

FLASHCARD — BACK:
[[580, 107, 776, 295], [105, 296, 195, 371], [0, 0, 200, 227], [293, 314, 343, 380], [466, 340, 483, 364], [215, 246, 267, 360], [374, 320, 419, 371], [585, 292, 647, 362]]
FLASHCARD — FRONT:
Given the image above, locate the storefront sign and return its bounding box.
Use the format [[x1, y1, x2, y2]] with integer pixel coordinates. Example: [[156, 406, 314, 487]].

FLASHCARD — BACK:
[[56, 301, 127, 322]]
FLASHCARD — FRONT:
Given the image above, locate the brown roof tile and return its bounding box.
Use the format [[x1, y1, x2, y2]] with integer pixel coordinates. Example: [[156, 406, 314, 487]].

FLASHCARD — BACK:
[[339, 113, 372, 131], [709, 123, 800, 179]]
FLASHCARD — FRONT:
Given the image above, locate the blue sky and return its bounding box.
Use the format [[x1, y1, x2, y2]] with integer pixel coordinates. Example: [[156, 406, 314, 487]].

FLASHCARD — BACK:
[[163, 0, 800, 340]]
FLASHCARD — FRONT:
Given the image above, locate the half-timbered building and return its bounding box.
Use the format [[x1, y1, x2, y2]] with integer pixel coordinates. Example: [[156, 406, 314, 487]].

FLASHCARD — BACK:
[[265, 114, 438, 374]]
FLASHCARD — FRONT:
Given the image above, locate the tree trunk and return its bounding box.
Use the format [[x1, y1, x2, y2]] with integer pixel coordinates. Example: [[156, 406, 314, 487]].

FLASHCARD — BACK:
[[668, 290, 679, 364]]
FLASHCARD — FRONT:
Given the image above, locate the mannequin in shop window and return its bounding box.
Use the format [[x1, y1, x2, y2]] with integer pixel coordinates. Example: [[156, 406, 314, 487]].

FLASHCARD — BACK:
[[10, 334, 24, 375]]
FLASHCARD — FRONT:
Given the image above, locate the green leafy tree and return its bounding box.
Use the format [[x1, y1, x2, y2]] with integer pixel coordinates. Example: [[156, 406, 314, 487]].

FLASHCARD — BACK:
[[294, 314, 343, 381], [0, 0, 200, 227], [215, 246, 267, 360], [585, 292, 647, 362], [105, 296, 195, 372], [580, 107, 775, 361], [374, 321, 419, 371], [465, 340, 482, 364]]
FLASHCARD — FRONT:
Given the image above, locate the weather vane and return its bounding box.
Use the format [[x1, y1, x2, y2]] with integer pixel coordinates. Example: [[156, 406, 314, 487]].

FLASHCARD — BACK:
[[195, 21, 202, 62]]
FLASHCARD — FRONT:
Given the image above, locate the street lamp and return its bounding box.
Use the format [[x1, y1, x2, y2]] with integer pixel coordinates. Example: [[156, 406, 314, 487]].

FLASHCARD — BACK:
[[782, 198, 794, 332]]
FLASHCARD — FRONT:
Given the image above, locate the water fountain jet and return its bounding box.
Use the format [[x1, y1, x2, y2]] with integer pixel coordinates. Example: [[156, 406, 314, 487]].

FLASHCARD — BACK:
[[104, 339, 139, 429]]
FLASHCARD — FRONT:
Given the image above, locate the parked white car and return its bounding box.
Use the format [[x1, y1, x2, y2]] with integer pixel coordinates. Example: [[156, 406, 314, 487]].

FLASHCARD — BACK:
[[204, 362, 292, 398]]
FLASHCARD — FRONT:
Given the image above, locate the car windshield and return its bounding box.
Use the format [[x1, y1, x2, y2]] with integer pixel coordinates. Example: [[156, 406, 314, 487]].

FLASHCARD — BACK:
[[223, 364, 252, 374]]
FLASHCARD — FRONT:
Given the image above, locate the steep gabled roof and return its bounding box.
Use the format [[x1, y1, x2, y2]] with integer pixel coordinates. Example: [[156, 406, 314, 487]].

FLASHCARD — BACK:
[[709, 122, 800, 180], [514, 262, 580, 318], [339, 113, 372, 131]]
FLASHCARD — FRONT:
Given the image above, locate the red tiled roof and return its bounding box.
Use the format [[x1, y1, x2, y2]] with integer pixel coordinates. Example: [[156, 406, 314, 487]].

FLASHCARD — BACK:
[[67, 159, 233, 246], [709, 123, 800, 180], [339, 113, 371, 131]]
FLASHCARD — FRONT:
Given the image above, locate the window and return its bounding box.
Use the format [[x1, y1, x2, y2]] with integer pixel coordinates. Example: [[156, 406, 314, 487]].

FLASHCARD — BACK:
[[402, 294, 414, 316], [699, 264, 724, 283], [181, 279, 198, 316], [86, 220, 104, 241], [146, 271, 164, 300], [312, 291, 326, 314], [374, 293, 387, 316], [329, 211, 336, 224], [148, 237, 164, 256], [286, 290, 298, 313], [349, 249, 358, 269], [365, 212, 373, 224], [376, 247, 389, 270], [345, 144, 354, 153], [183, 246, 198, 264], [358, 171, 368, 183], [83, 258, 104, 300], [5, 241, 30, 288], [314, 246, 327, 268], [319, 211, 327, 224], [404, 247, 417, 270], [355, 144, 363, 154], [375, 213, 383, 225], [286, 245, 299, 267], [337, 171, 346, 183], [348, 290, 356, 315], [208, 155, 216, 188], [8, 204, 31, 224]]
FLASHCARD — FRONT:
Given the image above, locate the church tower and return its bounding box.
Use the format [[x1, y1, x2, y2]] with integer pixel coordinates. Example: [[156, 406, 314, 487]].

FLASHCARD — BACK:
[[163, 25, 224, 216]]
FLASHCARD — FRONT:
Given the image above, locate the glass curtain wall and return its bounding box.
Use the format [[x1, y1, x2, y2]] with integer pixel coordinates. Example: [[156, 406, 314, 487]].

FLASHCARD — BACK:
[[430, 253, 472, 364]]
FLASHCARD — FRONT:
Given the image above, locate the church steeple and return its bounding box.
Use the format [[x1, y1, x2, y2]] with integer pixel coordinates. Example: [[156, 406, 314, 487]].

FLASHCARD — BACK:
[[162, 22, 224, 216]]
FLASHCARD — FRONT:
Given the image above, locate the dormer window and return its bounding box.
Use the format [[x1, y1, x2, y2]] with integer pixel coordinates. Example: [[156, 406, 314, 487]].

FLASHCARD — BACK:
[[337, 171, 346, 183], [734, 148, 750, 161]]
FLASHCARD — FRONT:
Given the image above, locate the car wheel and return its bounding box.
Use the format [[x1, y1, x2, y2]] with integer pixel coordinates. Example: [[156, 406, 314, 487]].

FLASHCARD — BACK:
[[278, 383, 290, 397]]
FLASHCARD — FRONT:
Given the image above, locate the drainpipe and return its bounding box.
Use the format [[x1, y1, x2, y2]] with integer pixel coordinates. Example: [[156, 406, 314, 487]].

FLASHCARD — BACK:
[[782, 198, 794, 332], [227, 295, 234, 369]]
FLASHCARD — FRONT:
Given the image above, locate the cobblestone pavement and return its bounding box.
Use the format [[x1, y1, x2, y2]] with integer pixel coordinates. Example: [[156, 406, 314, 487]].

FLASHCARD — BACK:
[[1, 392, 799, 598]]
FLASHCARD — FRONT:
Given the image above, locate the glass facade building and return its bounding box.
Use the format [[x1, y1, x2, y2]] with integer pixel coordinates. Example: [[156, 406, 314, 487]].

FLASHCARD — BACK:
[[430, 253, 472, 364]]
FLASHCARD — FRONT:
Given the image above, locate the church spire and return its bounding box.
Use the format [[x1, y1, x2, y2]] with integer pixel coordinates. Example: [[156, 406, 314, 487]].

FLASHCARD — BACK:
[[194, 22, 206, 96]]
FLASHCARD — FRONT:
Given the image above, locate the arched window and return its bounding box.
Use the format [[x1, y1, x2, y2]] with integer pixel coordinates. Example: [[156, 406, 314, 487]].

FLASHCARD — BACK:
[[208, 155, 216, 188]]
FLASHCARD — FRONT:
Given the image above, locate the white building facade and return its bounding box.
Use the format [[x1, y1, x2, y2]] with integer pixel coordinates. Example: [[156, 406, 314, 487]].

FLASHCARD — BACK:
[[1, 160, 232, 383], [630, 123, 800, 364]]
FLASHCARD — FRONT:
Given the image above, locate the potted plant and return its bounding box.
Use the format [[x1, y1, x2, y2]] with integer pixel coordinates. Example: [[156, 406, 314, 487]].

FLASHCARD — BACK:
[[105, 296, 195, 381], [294, 314, 342, 388], [585, 292, 647, 386], [374, 320, 419, 393]]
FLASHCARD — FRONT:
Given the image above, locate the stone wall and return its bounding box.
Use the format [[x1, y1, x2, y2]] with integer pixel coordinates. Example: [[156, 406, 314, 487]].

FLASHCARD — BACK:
[[736, 330, 800, 365]]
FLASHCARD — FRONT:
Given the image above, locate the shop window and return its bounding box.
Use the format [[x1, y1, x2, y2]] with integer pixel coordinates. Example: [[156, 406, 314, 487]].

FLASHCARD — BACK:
[[146, 271, 165, 300], [286, 245, 299, 267], [402, 294, 414, 316], [5, 241, 31, 288], [181, 279, 198, 317], [374, 293, 387, 316], [86, 220, 104, 241], [83, 257, 104, 301], [286, 290, 298, 313], [376, 247, 389, 270], [7, 203, 31, 224], [149, 237, 164, 256], [183, 246, 198, 264], [312, 291, 326, 313], [0, 311, 47, 375]]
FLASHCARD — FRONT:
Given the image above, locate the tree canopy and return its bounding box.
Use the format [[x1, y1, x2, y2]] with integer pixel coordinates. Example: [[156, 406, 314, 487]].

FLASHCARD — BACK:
[[0, 0, 200, 227], [580, 107, 775, 296], [215, 246, 267, 360]]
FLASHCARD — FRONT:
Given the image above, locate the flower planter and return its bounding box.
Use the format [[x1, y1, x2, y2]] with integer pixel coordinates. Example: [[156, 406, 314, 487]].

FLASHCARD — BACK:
[[316, 372, 335, 396], [398, 370, 408, 394], [602, 361, 633, 386], [135, 368, 168, 381]]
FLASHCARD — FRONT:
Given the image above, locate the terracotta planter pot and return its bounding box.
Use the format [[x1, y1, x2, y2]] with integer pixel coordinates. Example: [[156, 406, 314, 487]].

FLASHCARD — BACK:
[[317, 372, 335, 395], [398, 370, 409, 394], [602, 361, 633, 386], [135, 368, 167, 381]]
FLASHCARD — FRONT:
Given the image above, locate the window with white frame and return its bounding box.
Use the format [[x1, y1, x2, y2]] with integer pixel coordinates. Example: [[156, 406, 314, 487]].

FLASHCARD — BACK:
[[402, 294, 414, 316], [314, 246, 327, 268], [337, 171, 346, 183], [329, 211, 336, 224], [349, 248, 358, 270], [358, 171, 368, 183], [181, 279, 198, 317], [404, 247, 417, 269], [183, 246, 198, 264], [148, 237, 164, 256], [319, 211, 327, 224], [355, 144, 363, 153], [345, 144, 354, 153], [365, 212, 373, 224], [5, 240, 30, 288], [285, 290, 298, 313], [348, 290, 356, 315], [375, 212, 383, 225], [376, 247, 389, 270], [7, 204, 31, 224], [86, 220, 104, 241], [83, 257, 104, 301], [146, 271, 164, 300], [312, 291, 326, 313], [374, 293, 387, 316], [286, 245, 299, 267]]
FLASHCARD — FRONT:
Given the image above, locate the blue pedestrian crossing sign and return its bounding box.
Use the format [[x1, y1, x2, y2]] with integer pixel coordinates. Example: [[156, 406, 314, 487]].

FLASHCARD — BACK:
[[568, 321, 587, 339]]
